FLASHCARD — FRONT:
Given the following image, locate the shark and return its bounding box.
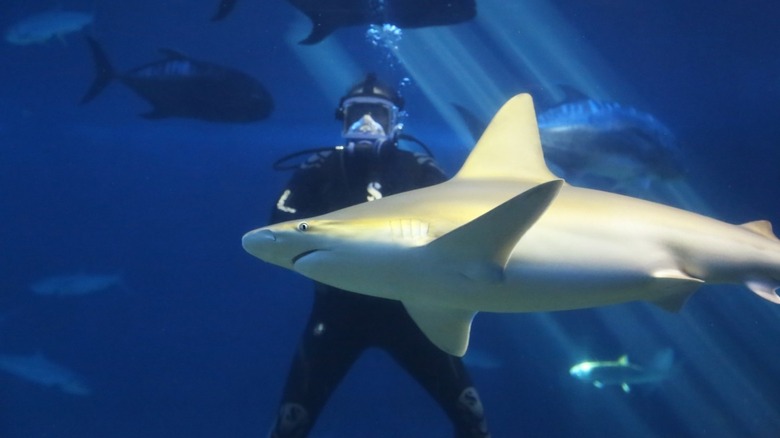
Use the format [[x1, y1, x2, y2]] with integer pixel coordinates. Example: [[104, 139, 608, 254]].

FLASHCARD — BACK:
[[242, 93, 780, 356], [569, 349, 674, 393], [0, 352, 91, 395], [4, 9, 93, 46]]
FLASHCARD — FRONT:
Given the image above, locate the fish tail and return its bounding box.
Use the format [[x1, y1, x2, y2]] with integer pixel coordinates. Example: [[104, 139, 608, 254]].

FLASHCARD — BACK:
[[80, 36, 114, 104], [299, 23, 334, 45]]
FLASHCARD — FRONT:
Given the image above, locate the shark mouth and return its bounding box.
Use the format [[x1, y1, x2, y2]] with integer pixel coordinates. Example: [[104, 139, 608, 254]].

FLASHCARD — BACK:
[[292, 249, 320, 265]]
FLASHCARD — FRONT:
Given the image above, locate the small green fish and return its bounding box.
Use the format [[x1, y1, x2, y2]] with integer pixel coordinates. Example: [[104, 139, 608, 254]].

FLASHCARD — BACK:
[[569, 350, 674, 393]]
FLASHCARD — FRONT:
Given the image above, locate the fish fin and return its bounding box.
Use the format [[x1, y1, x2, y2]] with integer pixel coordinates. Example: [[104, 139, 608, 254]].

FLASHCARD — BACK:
[[745, 277, 780, 304], [556, 84, 589, 103], [299, 22, 336, 45], [454, 94, 559, 183], [648, 269, 703, 312], [428, 180, 563, 278], [593, 381, 604, 389], [618, 355, 629, 365], [81, 36, 115, 104], [211, 0, 238, 21], [158, 48, 189, 59], [740, 220, 778, 241], [402, 302, 476, 357], [648, 291, 697, 312], [621, 383, 631, 393], [140, 109, 168, 119]]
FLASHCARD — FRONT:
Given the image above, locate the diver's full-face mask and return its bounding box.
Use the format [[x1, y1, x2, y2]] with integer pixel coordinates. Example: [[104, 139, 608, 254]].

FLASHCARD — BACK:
[[341, 97, 399, 145]]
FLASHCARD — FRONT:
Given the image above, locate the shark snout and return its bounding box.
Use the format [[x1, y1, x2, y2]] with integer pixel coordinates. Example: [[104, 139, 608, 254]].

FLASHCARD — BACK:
[[242, 228, 276, 259]]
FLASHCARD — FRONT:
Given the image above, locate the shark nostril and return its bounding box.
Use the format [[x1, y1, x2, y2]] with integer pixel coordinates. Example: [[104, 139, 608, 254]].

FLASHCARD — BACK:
[[258, 229, 276, 241]]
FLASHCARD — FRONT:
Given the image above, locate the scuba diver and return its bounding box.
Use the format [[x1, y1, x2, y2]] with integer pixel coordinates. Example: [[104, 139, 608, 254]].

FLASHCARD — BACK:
[[266, 73, 491, 438]]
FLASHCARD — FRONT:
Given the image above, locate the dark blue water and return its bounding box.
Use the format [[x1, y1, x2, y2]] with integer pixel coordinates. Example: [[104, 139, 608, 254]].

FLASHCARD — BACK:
[[1, 1, 779, 437]]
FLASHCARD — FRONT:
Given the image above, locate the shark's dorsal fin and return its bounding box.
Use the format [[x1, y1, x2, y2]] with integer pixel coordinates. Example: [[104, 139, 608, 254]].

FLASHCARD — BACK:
[[403, 302, 476, 357], [740, 220, 778, 241], [454, 94, 558, 183], [428, 180, 563, 281]]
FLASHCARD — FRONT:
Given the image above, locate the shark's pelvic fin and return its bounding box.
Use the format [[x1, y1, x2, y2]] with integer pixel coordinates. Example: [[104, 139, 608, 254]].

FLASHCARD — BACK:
[[454, 93, 558, 183], [402, 303, 476, 357], [428, 180, 563, 282], [648, 269, 704, 312]]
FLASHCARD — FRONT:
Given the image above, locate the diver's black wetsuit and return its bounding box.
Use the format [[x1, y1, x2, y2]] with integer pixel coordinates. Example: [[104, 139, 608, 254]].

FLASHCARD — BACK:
[[268, 143, 490, 438]]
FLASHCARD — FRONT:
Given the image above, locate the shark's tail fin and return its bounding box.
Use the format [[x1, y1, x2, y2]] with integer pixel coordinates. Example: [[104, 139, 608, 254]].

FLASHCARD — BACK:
[[80, 36, 115, 104], [745, 278, 780, 304]]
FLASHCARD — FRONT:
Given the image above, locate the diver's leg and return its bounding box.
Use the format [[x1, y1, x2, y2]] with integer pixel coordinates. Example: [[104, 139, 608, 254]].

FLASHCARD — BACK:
[[267, 292, 363, 438], [384, 308, 490, 438]]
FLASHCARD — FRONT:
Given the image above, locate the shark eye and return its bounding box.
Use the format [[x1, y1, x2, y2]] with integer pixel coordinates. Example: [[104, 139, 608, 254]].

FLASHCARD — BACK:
[[297, 222, 309, 232]]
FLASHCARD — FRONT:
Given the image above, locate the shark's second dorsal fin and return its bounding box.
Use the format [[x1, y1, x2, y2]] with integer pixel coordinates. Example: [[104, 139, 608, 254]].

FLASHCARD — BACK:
[[454, 94, 558, 183], [740, 220, 778, 241]]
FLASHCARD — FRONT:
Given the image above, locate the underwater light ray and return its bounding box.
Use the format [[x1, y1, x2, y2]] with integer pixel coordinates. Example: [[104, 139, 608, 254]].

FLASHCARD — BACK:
[[515, 314, 657, 437], [645, 303, 780, 435], [392, 27, 508, 147], [590, 308, 743, 435], [476, 0, 631, 102], [285, 16, 362, 107]]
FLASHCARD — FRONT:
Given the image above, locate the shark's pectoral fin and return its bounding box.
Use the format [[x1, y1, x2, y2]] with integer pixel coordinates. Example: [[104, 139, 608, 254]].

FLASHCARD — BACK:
[[428, 180, 563, 277], [461, 261, 505, 283], [402, 302, 476, 357], [648, 269, 704, 312]]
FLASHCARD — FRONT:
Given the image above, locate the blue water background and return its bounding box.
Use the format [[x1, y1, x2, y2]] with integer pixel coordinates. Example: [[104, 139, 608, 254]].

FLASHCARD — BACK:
[[1, 1, 779, 437]]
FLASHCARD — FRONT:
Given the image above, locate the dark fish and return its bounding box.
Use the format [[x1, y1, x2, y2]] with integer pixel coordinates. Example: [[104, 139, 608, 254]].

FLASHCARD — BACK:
[[536, 98, 684, 190], [453, 90, 684, 193], [80, 36, 273, 123], [212, 0, 476, 44]]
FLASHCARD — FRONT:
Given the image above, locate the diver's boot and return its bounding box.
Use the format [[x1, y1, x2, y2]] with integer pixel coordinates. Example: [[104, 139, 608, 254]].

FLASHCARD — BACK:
[[267, 402, 311, 438], [454, 387, 491, 438]]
